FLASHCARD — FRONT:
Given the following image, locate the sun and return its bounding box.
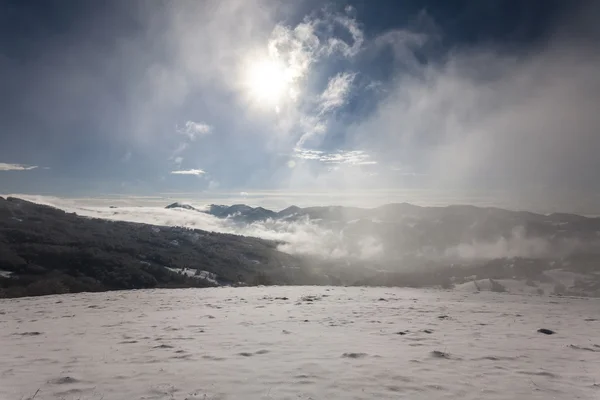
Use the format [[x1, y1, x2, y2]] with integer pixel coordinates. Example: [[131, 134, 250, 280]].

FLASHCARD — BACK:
[[245, 58, 291, 109]]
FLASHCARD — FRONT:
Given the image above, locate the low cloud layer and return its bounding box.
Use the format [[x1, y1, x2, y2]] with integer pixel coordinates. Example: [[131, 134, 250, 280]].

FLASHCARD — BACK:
[[294, 148, 376, 166], [0, 163, 38, 171], [9, 195, 597, 267], [10, 195, 365, 260], [171, 169, 206, 176]]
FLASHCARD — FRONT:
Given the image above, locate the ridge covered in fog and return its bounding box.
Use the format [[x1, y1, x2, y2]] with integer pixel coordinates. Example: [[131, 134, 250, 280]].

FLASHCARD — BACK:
[[172, 201, 600, 262], [0, 195, 599, 297]]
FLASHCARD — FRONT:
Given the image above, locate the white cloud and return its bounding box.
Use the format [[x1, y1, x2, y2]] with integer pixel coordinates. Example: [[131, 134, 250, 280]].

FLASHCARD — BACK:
[[0, 163, 38, 171], [294, 148, 376, 165], [295, 72, 357, 146], [319, 72, 355, 114], [265, 10, 362, 89], [348, 34, 600, 198], [171, 169, 206, 176], [169, 121, 212, 163], [177, 121, 213, 141], [323, 14, 364, 57], [237, 11, 361, 113], [260, 11, 364, 147], [11, 195, 383, 261], [266, 23, 319, 89]]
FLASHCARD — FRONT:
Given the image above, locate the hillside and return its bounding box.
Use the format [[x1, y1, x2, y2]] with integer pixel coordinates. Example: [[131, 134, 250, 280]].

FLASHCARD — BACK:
[[2, 197, 600, 298], [0, 197, 322, 298]]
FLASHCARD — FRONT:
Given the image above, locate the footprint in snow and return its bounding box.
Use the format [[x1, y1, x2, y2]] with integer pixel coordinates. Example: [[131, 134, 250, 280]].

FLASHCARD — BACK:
[[342, 352, 368, 359], [49, 376, 80, 385], [430, 350, 451, 359]]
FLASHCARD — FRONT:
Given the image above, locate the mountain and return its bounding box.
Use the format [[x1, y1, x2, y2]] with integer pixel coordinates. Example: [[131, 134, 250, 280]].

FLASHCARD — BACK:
[[165, 202, 200, 211], [3, 197, 600, 298], [277, 205, 302, 218], [181, 201, 600, 296], [0, 197, 325, 298], [203, 204, 277, 223], [198, 202, 600, 255]]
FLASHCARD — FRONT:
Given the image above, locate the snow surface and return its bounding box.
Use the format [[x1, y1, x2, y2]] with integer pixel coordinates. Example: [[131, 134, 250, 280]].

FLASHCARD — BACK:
[[1, 287, 599, 400], [453, 270, 600, 297]]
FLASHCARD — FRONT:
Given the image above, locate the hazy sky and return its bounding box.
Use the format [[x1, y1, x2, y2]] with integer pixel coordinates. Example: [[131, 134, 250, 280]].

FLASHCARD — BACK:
[[1, 0, 599, 211]]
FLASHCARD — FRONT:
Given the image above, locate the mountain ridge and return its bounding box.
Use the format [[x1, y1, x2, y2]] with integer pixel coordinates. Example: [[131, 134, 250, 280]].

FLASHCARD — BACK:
[[1, 197, 599, 298], [166, 201, 600, 223]]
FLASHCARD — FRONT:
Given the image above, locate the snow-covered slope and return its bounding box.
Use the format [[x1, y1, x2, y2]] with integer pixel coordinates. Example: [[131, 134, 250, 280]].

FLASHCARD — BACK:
[[1, 287, 599, 400]]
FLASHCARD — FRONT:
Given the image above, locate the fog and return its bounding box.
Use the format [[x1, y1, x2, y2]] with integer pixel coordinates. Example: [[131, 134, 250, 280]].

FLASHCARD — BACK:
[[8, 195, 597, 267]]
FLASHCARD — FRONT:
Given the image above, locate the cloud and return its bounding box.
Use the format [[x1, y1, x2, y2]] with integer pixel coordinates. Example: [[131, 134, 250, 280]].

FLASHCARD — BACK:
[[319, 72, 356, 114], [294, 71, 357, 146], [257, 10, 365, 149], [250, 8, 365, 149], [294, 148, 376, 165], [354, 44, 599, 192], [6, 0, 598, 211], [0, 163, 38, 171], [441, 227, 579, 260], [12, 195, 382, 261], [11, 195, 592, 264], [322, 13, 364, 57], [265, 9, 363, 88], [177, 121, 213, 140], [170, 169, 206, 176], [169, 120, 212, 166]]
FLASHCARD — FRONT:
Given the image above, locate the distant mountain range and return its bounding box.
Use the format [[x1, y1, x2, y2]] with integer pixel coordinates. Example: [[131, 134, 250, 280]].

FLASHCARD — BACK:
[[1, 197, 599, 298], [166, 202, 303, 223], [168, 201, 600, 226], [163, 201, 600, 296], [166, 201, 600, 261], [0, 197, 323, 298]]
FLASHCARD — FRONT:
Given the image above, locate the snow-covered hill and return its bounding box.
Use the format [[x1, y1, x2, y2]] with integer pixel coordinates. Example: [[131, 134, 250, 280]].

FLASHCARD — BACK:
[[1, 287, 599, 400]]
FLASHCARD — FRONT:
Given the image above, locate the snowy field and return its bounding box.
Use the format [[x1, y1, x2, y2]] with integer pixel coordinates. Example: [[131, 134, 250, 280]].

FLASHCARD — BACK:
[[1, 287, 599, 400]]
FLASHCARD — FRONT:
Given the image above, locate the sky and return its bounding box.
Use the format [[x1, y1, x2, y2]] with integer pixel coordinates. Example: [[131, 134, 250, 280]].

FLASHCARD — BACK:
[[1, 0, 599, 213]]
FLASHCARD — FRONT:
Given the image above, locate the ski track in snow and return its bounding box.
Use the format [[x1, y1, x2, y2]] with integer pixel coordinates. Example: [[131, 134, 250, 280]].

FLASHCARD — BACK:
[[1, 287, 599, 400]]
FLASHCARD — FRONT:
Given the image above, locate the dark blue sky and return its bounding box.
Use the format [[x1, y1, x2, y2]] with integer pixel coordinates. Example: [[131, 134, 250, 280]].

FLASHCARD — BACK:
[[1, 0, 599, 211]]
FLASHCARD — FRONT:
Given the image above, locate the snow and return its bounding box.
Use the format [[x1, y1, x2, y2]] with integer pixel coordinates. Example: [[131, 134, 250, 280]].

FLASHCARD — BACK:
[[165, 268, 219, 284], [454, 279, 545, 295], [1, 287, 599, 400], [195, 270, 219, 284], [452, 269, 600, 297], [165, 267, 198, 278]]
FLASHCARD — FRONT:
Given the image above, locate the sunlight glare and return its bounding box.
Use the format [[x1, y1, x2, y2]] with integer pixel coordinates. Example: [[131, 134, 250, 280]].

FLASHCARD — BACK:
[[246, 58, 291, 108]]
